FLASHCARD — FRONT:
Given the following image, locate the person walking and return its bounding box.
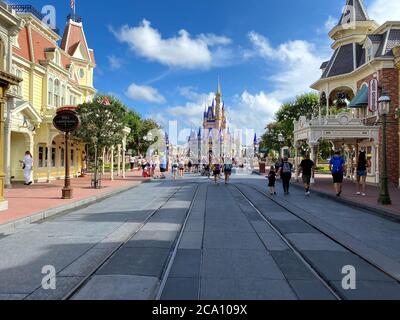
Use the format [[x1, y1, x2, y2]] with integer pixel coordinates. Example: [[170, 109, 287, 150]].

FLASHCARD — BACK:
[[298, 154, 315, 196], [329, 150, 346, 197], [178, 158, 185, 178], [223, 159, 233, 185], [213, 161, 221, 185], [356, 150, 369, 196], [129, 156, 135, 171], [159, 156, 167, 179], [172, 157, 179, 180], [267, 166, 277, 195], [20, 151, 33, 186], [277, 157, 293, 195]]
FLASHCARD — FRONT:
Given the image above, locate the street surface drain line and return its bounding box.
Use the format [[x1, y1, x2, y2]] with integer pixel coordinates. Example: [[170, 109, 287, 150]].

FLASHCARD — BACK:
[[61, 186, 183, 300], [232, 184, 342, 300], [155, 185, 201, 300], [240, 182, 400, 284]]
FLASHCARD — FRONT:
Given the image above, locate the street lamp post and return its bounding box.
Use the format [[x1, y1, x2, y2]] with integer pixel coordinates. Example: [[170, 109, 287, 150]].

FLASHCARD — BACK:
[[378, 94, 392, 205]]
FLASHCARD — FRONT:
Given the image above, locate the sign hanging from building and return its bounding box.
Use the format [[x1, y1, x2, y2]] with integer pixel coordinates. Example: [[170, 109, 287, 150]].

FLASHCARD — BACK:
[[368, 79, 378, 113], [53, 107, 81, 133]]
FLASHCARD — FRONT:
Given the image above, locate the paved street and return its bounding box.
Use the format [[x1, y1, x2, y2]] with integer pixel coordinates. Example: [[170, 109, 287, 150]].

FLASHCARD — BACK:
[[0, 173, 400, 300]]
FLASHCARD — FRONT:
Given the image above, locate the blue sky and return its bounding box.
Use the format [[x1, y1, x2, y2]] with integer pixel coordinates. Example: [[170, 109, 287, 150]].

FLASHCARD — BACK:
[[8, 0, 400, 139]]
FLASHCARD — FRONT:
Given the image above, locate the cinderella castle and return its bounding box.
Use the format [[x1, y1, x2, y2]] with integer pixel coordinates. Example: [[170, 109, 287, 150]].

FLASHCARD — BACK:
[[188, 80, 239, 164]]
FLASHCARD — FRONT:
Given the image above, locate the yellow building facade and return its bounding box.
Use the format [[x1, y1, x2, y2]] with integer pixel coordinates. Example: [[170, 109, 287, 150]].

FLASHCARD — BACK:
[[0, 2, 23, 211], [4, 6, 96, 185]]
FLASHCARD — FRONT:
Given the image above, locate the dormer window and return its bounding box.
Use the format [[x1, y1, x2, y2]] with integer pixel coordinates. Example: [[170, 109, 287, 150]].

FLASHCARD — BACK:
[[366, 45, 373, 62], [55, 51, 60, 65]]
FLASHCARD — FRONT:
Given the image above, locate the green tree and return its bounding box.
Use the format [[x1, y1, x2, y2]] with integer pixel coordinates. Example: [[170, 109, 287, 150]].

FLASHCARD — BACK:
[[75, 94, 128, 188], [261, 93, 320, 155]]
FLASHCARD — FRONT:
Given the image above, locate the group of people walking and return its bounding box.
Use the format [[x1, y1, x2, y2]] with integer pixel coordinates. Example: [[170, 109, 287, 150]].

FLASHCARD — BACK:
[[267, 150, 370, 198]]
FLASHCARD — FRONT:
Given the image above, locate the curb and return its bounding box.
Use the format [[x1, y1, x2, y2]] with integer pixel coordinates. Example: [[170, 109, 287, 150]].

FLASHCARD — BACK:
[[0, 180, 148, 235], [290, 183, 400, 222]]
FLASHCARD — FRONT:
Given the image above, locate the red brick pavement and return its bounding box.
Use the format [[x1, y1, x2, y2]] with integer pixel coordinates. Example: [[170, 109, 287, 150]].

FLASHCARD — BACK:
[[292, 174, 400, 217], [1, 169, 149, 226]]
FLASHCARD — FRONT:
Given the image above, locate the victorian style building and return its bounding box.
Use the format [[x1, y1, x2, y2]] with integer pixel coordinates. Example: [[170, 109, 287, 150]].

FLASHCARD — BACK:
[[294, 0, 400, 187], [0, 2, 22, 211], [3, 4, 96, 186]]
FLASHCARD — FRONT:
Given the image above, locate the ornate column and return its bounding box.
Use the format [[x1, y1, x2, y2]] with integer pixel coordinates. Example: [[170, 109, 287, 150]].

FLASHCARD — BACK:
[[4, 97, 14, 188], [0, 94, 7, 210], [309, 142, 318, 184], [117, 144, 121, 177], [122, 139, 126, 179], [110, 145, 114, 181]]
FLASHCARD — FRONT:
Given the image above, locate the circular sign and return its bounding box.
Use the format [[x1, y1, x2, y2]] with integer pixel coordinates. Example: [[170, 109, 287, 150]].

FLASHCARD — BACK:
[[53, 110, 80, 133]]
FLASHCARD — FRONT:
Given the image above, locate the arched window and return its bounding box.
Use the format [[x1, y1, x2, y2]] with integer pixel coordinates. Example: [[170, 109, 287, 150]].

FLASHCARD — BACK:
[[48, 78, 54, 106], [61, 85, 66, 106], [54, 79, 60, 107]]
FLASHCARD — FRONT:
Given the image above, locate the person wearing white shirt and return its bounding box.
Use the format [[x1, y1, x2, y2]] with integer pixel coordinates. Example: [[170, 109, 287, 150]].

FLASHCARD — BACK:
[[20, 151, 33, 186]]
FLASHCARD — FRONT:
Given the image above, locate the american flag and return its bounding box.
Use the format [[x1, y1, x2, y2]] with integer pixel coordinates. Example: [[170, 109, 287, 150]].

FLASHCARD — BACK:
[[70, 0, 75, 10]]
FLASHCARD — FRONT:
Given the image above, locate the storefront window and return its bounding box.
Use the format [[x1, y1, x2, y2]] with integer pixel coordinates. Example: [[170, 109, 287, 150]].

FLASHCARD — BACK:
[[38, 146, 48, 168], [51, 148, 56, 167], [71, 150, 75, 167]]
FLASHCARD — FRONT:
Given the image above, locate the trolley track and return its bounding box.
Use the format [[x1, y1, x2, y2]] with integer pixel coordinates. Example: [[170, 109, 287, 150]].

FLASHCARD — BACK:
[[62, 185, 186, 300], [230, 184, 342, 300], [233, 182, 400, 299]]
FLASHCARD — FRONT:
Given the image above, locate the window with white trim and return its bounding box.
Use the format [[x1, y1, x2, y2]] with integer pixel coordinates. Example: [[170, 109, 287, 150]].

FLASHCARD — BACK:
[[61, 85, 66, 106], [48, 78, 54, 106], [54, 79, 60, 108]]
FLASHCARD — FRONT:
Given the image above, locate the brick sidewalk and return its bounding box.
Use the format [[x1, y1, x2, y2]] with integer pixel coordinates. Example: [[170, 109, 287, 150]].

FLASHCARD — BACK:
[[292, 174, 400, 218], [1, 169, 148, 227]]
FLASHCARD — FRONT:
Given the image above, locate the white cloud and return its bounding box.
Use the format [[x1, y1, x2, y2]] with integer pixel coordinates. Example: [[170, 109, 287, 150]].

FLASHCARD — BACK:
[[323, 15, 338, 32], [107, 55, 123, 70], [248, 31, 328, 100], [367, 0, 400, 24], [228, 91, 281, 132], [126, 83, 166, 104], [112, 19, 232, 69]]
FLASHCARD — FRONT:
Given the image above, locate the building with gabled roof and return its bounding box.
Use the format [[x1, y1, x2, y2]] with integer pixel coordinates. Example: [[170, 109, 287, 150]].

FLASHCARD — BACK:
[[3, 3, 96, 185], [294, 0, 400, 187]]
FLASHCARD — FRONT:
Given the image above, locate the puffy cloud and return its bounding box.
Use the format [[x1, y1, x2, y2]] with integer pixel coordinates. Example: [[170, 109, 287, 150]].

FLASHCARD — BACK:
[[248, 31, 328, 100], [126, 83, 166, 104], [367, 0, 400, 24], [111, 20, 232, 69]]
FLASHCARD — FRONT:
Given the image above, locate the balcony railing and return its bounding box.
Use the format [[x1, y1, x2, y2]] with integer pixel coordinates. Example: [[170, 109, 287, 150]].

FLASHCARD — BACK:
[[294, 112, 375, 131], [9, 4, 60, 34]]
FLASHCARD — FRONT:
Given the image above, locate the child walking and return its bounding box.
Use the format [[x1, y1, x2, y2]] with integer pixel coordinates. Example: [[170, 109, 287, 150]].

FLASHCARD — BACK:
[[268, 166, 277, 195]]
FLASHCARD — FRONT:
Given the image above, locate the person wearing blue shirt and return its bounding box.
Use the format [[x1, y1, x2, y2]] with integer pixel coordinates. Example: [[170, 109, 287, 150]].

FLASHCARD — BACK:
[[329, 151, 346, 197]]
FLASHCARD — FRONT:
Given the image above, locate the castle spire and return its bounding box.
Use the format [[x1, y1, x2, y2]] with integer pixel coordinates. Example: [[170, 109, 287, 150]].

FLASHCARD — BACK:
[[217, 77, 221, 96]]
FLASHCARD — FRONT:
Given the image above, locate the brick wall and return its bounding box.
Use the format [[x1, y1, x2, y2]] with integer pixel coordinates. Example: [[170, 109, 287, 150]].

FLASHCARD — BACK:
[[357, 68, 399, 186]]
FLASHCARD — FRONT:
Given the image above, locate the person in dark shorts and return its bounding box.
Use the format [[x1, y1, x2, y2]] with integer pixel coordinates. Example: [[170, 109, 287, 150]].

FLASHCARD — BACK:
[[213, 162, 221, 185], [329, 151, 346, 197], [223, 161, 233, 185], [298, 154, 315, 196], [356, 150, 369, 196], [267, 166, 277, 195], [277, 157, 293, 195]]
